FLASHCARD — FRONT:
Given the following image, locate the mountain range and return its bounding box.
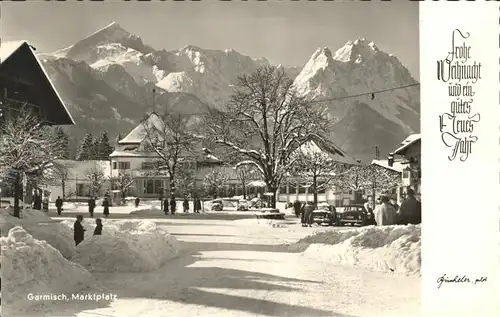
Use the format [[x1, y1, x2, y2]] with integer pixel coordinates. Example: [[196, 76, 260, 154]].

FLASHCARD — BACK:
[[38, 21, 419, 162]]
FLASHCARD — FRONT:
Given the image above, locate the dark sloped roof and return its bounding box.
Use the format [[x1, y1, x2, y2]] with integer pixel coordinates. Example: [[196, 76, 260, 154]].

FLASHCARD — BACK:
[[0, 41, 74, 125]]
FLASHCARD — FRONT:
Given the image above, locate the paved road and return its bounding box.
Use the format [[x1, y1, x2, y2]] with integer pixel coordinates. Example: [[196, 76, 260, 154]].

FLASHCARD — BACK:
[[20, 218, 421, 317]]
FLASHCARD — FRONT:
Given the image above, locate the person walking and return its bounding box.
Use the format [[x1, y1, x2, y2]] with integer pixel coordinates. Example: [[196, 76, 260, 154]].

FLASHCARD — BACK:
[[93, 218, 103, 236], [102, 197, 110, 218], [304, 202, 316, 227], [374, 196, 397, 226], [170, 197, 177, 215], [88, 196, 96, 218], [135, 197, 140, 208], [293, 200, 302, 218], [300, 203, 307, 227], [195, 197, 202, 213], [55, 196, 63, 216], [183, 197, 189, 213], [73, 215, 86, 246], [163, 198, 169, 214], [397, 188, 421, 225], [42, 196, 49, 213]]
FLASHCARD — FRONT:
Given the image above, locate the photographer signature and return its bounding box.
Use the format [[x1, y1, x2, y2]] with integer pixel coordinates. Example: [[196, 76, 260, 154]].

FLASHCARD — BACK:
[[437, 274, 487, 289]]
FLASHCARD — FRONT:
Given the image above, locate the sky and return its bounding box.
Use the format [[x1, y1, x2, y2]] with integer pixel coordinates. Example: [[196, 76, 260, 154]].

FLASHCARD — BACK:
[[1, 1, 419, 80]]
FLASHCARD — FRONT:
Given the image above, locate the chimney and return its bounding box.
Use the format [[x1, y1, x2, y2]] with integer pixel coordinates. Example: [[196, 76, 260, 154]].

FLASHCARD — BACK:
[[388, 153, 394, 167]]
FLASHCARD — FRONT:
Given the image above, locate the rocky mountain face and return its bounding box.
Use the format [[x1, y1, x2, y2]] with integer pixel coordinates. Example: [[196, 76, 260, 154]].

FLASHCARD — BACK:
[[293, 39, 420, 161], [39, 22, 419, 162]]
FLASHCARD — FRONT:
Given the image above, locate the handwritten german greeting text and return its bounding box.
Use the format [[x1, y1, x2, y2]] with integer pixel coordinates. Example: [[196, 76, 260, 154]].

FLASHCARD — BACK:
[[437, 29, 482, 162]]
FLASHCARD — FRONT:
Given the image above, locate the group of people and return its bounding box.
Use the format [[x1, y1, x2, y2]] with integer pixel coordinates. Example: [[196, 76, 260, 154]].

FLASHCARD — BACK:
[[364, 188, 421, 226], [293, 201, 322, 227], [292, 188, 421, 227], [158, 195, 203, 214], [87, 196, 110, 218], [73, 215, 103, 246]]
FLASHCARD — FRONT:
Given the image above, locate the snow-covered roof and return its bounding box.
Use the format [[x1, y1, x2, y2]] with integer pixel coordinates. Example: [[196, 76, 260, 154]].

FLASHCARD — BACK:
[[371, 159, 404, 173], [393, 134, 421, 156], [119, 112, 165, 144], [295, 136, 360, 165], [247, 180, 266, 187], [0, 41, 75, 125], [109, 150, 158, 158], [52, 160, 111, 178]]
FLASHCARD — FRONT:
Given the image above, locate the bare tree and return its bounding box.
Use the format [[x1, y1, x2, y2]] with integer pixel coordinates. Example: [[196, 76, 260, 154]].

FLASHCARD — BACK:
[[175, 168, 196, 197], [292, 142, 346, 205], [85, 164, 106, 197], [204, 66, 329, 208], [47, 162, 71, 199], [333, 164, 401, 203], [202, 167, 230, 199], [0, 108, 65, 217], [142, 113, 196, 198], [110, 172, 134, 204], [235, 164, 259, 200]]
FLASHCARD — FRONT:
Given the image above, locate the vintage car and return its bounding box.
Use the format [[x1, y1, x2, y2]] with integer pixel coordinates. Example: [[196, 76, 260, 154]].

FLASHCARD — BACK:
[[237, 199, 249, 211], [210, 199, 223, 211], [337, 204, 375, 226], [311, 203, 337, 226]]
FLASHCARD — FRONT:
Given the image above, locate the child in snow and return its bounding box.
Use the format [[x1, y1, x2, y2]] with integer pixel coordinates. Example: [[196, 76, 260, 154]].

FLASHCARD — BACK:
[[102, 197, 110, 218], [93, 218, 103, 236]]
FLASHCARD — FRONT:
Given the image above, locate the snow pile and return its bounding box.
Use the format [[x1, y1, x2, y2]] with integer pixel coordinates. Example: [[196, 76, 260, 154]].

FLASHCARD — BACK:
[[71, 220, 181, 272], [295, 225, 421, 275], [0, 227, 95, 312], [0, 208, 76, 259], [233, 218, 293, 228]]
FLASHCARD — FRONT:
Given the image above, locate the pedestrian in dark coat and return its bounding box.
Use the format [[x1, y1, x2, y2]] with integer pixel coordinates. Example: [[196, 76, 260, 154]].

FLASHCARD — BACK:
[[195, 198, 202, 213], [183, 198, 189, 213], [300, 203, 307, 226], [74, 215, 86, 246], [93, 218, 103, 236], [55, 196, 63, 216], [304, 202, 315, 227], [170, 197, 176, 214], [293, 200, 302, 218], [33, 191, 42, 210], [102, 197, 110, 218], [135, 197, 140, 208], [88, 197, 96, 218], [397, 188, 421, 225]]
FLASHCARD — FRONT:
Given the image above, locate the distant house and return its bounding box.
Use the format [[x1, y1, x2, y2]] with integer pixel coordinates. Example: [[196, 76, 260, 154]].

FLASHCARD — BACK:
[[46, 160, 111, 201], [110, 112, 230, 199], [371, 158, 404, 203], [392, 134, 421, 200], [279, 136, 361, 206]]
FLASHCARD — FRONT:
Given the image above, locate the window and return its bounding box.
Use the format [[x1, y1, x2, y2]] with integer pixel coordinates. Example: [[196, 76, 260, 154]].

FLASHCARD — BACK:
[[145, 180, 154, 194], [154, 180, 163, 195], [112, 162, 117, 170], [118, 162, 130, 170], [142, 162, 156, 170]]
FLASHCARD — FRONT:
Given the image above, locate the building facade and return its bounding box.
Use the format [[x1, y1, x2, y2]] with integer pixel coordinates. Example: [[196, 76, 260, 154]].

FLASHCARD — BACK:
[[392, 134, 421, 201]]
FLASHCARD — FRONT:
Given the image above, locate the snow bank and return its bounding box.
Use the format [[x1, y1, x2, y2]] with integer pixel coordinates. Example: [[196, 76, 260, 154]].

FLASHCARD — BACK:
[[233, 218, 294, 228], [71, 220, 181, 272], [294, 225, 421, 275], [0, 208, 76, 259], [0, 227, 95, 312]]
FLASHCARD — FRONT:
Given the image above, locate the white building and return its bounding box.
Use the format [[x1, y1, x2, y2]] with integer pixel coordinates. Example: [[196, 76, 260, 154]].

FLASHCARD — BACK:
[[110, 113, 229, 199], [46, 160, 111, 201], [110, 112, 361, 205]]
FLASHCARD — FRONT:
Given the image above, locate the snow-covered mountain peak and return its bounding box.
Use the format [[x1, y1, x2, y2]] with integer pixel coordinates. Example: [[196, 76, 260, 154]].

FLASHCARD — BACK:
[[333, 38, 381, 63]]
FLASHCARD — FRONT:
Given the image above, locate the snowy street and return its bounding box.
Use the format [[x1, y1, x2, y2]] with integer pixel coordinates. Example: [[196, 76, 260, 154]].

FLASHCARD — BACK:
[[20, 216, 420, 317]]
